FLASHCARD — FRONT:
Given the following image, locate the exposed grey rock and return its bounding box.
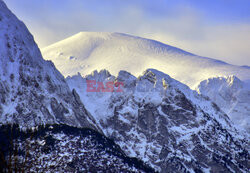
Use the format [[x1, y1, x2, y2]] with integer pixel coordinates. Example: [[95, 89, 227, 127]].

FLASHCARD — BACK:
[[196, 76, 250, 132], [67, 69, 249, 172]]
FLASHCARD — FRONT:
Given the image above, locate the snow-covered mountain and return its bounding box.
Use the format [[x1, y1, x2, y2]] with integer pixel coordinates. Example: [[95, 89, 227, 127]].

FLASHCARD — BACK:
[[42, 31, 250, 132], [0, 0, 98, 129], [42, 32, 250, 89], [196, 76, 250, 132], [0, 1, 155, 172], [66, 69, 249, 172], [1, 0, 249, 172]]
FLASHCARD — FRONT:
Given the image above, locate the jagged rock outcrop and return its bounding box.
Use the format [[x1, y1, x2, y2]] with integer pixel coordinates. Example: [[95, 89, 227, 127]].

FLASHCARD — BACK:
[[67, 69, 249, 172], [196, 76, 250, 132]]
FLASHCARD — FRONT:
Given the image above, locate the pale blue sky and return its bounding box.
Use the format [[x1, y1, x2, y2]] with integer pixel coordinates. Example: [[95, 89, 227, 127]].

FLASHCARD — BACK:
[[4, 0, 250, 66]]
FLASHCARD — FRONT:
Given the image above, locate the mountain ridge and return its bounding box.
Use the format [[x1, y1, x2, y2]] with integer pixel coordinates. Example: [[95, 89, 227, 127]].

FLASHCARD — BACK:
[[197, 75, 250, 132], [66, 68, 249, 172], [0, 0, 99, 131], [42, 31, 250, 89]]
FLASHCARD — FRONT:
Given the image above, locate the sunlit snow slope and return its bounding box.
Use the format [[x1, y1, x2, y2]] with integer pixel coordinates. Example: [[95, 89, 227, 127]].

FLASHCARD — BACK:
[[42, 32, 250, 89]]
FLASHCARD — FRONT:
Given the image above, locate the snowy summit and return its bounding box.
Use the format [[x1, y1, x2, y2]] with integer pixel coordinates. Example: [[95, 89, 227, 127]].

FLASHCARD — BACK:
[[42, 32, 250, 89]]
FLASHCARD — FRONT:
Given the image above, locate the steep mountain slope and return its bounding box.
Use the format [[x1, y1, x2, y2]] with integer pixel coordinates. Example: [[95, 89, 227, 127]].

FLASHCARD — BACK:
[[66, 69, 249, 172], [0, 124, 155, 172], [0, 2, 157, 172], [0, 0, 98, 129], [42, 32, 250, 88], [196, 76, 250, 132]]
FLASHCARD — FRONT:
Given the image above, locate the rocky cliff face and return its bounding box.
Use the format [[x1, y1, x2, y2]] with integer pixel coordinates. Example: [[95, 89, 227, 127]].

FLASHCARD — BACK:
[[196, 76, 250, 133], [67, 69, 249, 172], [0, 0, 98, 130]]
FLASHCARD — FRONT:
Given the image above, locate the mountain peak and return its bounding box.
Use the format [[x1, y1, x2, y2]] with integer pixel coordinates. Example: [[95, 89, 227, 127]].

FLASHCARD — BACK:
[[66, 68, 249, 172], [42, 32, 250, 88], [0, 0, 99, 130], [70, 31, 116, 42], [197, 76, 249, 131], [226, 75, 242, 87], [0, 0, 44, 67]]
